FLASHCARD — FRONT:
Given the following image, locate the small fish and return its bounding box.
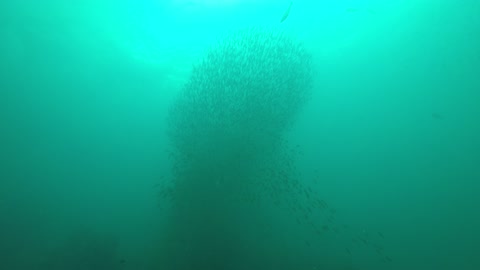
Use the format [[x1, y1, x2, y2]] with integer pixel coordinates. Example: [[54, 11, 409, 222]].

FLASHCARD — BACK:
[[359, 237, 368, 245], [280, 1, 293, 23]]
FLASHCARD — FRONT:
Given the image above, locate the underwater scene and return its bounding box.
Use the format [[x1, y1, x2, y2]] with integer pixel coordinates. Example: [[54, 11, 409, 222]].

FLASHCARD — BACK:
[[1, 0, 479, 269]]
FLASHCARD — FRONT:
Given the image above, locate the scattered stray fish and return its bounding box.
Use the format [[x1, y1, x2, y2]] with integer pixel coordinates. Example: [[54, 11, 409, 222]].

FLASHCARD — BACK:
[[280, 1, 293, 23]]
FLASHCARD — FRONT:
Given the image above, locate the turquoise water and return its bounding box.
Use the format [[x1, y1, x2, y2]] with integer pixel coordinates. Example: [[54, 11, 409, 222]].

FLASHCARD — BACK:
[[1, 1, 479, 269]]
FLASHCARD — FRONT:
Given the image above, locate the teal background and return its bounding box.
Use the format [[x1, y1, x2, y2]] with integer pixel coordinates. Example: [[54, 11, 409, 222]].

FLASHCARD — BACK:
[[1, 0, 479, 269]]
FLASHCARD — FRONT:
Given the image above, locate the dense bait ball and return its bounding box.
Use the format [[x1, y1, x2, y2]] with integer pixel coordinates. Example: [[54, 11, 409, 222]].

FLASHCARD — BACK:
[[160, 28, 315, 270], [167, 28, 313, 166], [159, 28, 389, 270]]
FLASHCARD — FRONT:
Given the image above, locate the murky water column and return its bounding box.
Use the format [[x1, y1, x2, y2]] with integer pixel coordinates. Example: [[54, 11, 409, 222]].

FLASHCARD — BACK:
[[160, 28, 313, 270]]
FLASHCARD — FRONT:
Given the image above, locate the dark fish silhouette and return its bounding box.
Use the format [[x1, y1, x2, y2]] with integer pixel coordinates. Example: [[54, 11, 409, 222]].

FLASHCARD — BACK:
[[280, 1, 293, 23]]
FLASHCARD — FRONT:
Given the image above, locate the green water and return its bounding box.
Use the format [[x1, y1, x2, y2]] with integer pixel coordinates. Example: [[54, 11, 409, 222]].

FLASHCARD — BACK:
[[1, 1, 479, 269]]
